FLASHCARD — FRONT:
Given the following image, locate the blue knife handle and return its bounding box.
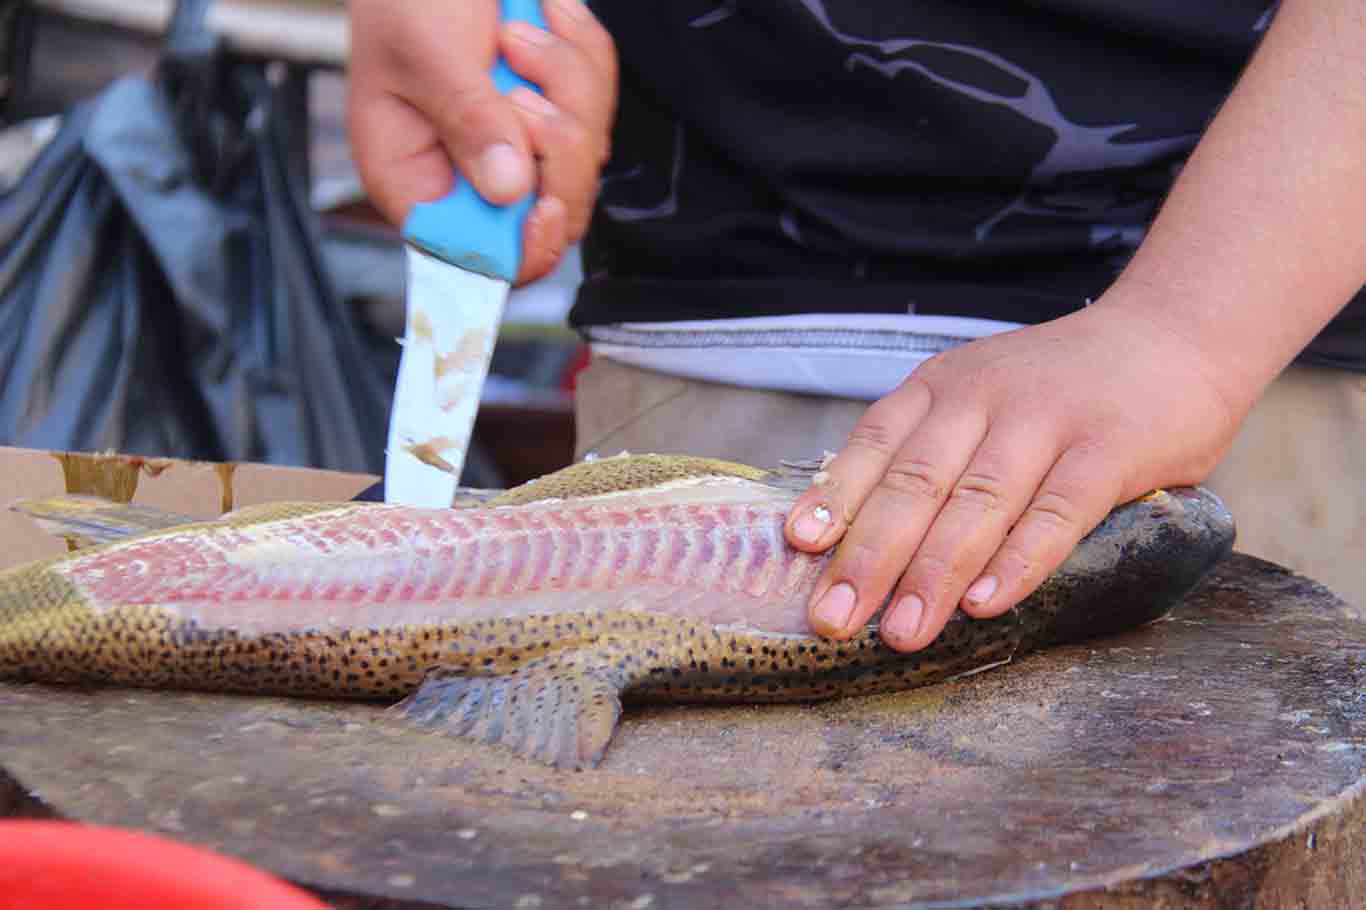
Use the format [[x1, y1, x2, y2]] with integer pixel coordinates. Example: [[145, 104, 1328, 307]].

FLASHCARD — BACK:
[[401, 0, 548, 282]]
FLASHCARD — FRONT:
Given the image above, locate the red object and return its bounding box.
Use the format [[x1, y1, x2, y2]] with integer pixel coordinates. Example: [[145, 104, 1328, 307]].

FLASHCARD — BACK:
[[561, 343, 592, 394], [0, 820, 326, 909]]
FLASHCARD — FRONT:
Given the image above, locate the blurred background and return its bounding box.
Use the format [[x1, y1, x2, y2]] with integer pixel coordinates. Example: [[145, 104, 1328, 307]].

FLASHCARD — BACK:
[[0, 0, 583, 488]]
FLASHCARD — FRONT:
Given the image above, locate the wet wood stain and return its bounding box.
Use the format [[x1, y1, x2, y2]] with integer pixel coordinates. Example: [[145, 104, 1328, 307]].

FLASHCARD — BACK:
[[214, 463, 237, 514]]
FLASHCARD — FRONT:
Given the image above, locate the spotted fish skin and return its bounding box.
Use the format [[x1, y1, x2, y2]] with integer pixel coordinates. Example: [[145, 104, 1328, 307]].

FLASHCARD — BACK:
[[0, 457, 1236, 768]]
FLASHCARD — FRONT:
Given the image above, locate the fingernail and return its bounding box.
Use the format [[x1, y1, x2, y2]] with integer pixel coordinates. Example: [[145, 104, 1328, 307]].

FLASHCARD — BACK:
[[478, 143, 530, 199], [553, 0, 593, 24], [964, 575, 998, 606], [883, 595, 924, 645], [511, 87, 558, 119], [529, 196, 567, 252], [508, 21, 555, 46], [791, 504, 834, 544], [534, 195, 567, 223], [812, 582, 857, 633]]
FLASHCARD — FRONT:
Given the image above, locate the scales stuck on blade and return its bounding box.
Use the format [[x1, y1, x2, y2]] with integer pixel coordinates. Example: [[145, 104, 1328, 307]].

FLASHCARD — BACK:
[[384, 0, 547, 508]]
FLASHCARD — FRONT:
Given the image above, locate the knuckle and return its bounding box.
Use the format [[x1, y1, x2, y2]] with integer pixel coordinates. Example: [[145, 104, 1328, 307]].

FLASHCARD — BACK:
[[524, 110, 567, 153], [843, 420, 898, 458], [530, 21, 566, 51], [535, 69, 597, 128], [537, 31, 588, 77], [891, 373, 933, 400], [434, 83, 505, 139], [554, 115, 592, 153], [1024, 488, 1086, 534], [910, 350, 953, 382], [538, 31, 576, 68], [949, 471, 1009, 513], [879, 458, 948, 503]]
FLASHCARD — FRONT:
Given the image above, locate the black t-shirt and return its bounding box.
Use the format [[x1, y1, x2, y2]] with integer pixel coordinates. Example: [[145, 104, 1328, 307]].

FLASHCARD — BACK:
[[572, 1, 1365, 370]]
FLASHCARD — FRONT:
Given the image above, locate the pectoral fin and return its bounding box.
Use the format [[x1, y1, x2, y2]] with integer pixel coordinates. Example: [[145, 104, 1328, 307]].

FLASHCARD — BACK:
[[391, 657, 630, 769]]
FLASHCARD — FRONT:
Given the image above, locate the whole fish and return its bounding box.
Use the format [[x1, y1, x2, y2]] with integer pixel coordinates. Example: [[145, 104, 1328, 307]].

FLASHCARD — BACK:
[[0, 454, 1234, 769]]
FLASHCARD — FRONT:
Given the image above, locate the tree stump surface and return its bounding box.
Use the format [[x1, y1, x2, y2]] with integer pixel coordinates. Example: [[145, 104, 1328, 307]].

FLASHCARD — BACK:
[[2, 554, 1363, 909]]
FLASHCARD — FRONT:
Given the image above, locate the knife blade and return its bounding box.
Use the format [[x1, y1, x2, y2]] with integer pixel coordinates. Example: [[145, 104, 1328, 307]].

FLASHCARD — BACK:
[[384, 0, 547, 507]]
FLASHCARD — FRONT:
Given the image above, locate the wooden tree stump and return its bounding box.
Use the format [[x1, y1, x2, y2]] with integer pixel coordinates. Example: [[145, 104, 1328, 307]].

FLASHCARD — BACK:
[[2, 554, 1362, 908]]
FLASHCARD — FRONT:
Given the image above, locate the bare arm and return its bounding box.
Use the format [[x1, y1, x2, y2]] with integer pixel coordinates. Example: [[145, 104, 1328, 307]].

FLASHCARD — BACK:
[[1116, 0, 1366, 407], [789, 0, 1366, 650]]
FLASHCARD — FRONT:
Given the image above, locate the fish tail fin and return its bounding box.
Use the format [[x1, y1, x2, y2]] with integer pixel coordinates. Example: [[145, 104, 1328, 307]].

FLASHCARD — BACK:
[[10, 496, 197, 549], [391, 658, 629, 769]]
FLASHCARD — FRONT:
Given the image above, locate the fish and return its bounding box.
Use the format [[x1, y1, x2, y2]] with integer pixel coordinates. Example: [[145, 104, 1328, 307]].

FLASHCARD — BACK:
[[0, 454, 1235, 769]]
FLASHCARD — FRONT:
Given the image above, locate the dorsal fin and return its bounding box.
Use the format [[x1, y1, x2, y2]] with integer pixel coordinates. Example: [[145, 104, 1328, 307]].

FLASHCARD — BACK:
[[11, 495, 197, 549], [483, 453, 772, 508]]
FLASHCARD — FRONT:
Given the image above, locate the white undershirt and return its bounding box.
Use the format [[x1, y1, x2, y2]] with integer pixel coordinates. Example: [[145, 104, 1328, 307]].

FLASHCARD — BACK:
[[584, 312, 1021, 401]]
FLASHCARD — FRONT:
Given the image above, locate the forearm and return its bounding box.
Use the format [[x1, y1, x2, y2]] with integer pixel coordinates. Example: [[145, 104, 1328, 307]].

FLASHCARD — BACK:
[[1103, 0, 1366, 413]]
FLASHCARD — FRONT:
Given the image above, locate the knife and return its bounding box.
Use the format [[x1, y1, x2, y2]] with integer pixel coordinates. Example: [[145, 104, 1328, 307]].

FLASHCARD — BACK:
[[384, 0, 547, 508]]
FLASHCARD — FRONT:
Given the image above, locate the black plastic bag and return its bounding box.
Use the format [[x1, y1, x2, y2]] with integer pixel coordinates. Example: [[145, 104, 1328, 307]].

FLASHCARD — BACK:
[[0, 5, 395, 474]]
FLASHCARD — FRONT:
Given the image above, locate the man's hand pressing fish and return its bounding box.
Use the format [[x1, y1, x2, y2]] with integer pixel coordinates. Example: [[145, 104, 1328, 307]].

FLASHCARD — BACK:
[[0, 455, 1234, 769]]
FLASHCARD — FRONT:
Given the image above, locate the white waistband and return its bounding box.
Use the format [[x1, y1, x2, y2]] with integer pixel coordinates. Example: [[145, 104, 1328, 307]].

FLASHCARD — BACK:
[[584, 312, 1020, 400]]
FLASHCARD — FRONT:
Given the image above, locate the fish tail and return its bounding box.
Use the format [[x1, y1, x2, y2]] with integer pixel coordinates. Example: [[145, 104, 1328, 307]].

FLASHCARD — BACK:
[[10, 496, 196, 549]]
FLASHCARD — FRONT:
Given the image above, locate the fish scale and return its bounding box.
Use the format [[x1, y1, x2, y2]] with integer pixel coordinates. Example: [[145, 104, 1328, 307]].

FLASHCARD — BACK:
[[0, 454, 1235, 769]]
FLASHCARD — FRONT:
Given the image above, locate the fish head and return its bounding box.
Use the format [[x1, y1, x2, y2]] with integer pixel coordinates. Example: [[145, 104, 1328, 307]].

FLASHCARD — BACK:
[[1024, 486, 1236, 648]]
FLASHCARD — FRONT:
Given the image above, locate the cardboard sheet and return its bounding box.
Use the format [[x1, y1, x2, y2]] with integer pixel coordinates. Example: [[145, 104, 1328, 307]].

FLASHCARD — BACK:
[[0, 447, 375, 571]]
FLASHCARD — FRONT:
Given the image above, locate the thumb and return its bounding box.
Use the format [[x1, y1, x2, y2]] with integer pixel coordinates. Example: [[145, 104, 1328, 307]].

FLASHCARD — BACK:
[[347, 0, 535, 225], [413, 73, 536, 208]]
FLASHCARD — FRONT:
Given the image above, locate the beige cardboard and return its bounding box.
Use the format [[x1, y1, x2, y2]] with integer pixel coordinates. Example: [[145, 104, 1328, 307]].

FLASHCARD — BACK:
[[0, 447, 377, 571]]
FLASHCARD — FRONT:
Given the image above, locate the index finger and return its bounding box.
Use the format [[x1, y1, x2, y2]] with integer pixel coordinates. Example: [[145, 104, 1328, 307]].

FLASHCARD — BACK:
[[785, 379, 932, 555]]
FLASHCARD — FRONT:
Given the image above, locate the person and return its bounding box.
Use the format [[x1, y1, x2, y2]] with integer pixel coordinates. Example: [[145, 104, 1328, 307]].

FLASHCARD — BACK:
[[347, 0, 1366, 650]]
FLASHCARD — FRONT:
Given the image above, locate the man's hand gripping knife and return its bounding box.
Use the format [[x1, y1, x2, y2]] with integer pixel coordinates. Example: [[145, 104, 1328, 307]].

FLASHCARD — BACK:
[[348, 0, 617, 288]]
